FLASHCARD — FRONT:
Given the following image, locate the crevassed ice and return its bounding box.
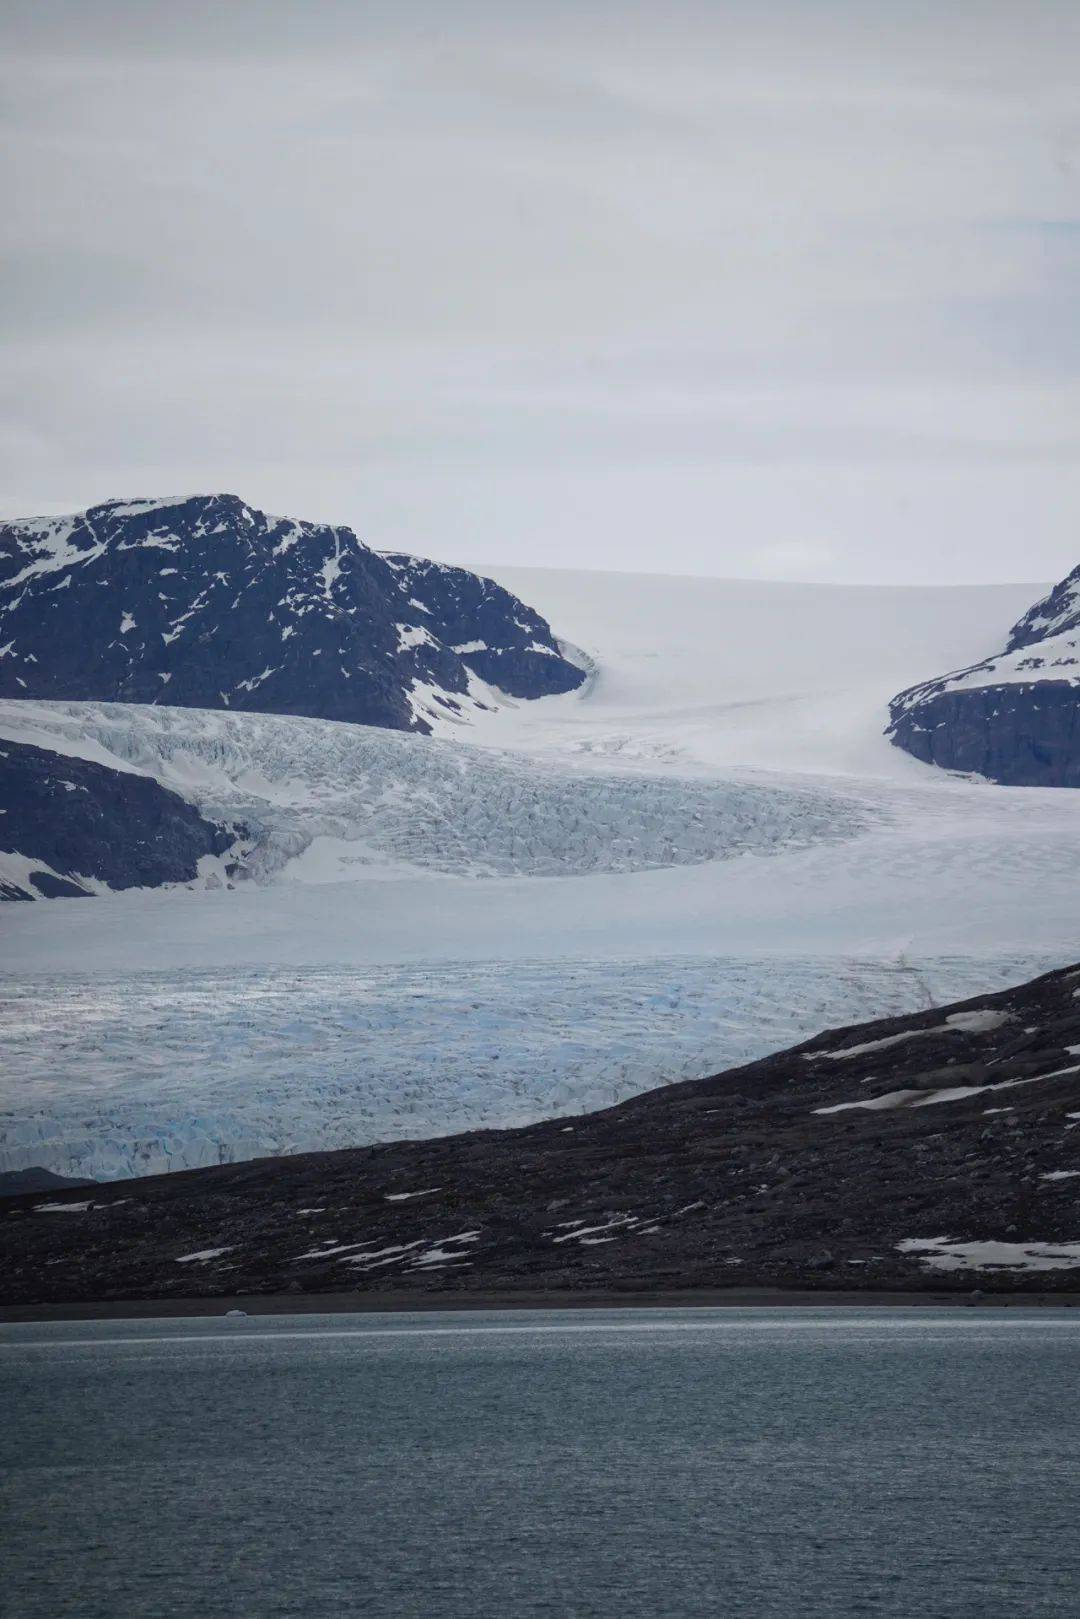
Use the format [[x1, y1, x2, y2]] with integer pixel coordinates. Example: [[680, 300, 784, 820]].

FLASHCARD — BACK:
[[0, 952, 1059, 1181], [0, 700, 871, 883]]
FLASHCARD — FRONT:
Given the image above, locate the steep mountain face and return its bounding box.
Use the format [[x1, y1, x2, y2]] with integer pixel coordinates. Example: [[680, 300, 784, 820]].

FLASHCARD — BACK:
[[0, 495, 585, 733], [887, 565, 1080, 785], [0, 737, 242, 900], [4, 961, 1078, 1304], [382, 552, 587, 699]]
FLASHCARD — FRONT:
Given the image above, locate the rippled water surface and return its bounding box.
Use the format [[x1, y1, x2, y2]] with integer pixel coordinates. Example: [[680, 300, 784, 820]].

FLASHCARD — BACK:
[[4, 1308, 1079, 1618]]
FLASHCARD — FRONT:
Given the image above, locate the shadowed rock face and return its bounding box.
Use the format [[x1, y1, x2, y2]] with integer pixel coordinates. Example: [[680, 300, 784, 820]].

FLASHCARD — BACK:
[[888, 683, 1080, 787], [0, 494, 584, 733], [0, 738, 240, 900], [887, 565, 1080, 786], [4, 961, 1078, 1303]]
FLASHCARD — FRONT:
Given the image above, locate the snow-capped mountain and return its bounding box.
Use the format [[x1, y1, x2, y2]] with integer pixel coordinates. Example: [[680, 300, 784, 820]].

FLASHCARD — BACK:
[[0, 494, 585, 732], [887, 564, 1080, 785]]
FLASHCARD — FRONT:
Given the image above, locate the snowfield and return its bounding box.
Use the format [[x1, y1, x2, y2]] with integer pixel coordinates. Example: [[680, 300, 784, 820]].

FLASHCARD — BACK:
[[2, 567, 1078, 1179]]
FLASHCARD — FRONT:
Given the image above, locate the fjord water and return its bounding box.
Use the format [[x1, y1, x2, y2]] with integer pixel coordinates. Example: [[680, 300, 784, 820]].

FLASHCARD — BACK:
[[4, 1309, 1079, 1617]]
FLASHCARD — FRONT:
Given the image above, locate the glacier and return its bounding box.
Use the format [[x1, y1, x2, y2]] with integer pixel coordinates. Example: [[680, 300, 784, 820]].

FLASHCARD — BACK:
[[0, 699, 872, 889], [3, 566, 1077, 1180]]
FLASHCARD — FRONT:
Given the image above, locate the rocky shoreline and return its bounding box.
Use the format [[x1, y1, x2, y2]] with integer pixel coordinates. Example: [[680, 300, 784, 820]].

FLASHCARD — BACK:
[[4, 1287, 1080, 1324]]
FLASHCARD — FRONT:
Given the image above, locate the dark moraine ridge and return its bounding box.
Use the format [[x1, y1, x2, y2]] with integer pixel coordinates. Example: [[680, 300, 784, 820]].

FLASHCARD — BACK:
[[0, 738, 242, 900], [4, 963, 1079, 1305]]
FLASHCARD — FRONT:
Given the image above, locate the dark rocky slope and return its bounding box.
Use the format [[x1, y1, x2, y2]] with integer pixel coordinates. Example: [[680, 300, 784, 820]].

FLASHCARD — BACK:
[[0, 1169, 94, 1199], [0, 495, 584, 733], [888, 564, 1080, 785], [4, 963, 1079, 1304], [0, 737, 241, 900]]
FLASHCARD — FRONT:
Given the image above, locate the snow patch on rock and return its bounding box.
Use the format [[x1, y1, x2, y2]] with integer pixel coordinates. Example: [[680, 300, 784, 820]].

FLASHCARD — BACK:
[[898, 1236, 1080, 1272]]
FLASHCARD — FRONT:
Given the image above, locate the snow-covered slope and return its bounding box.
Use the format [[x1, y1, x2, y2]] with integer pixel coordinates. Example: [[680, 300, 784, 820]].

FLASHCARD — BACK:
[[890, 628, 1080, 697], [887, 563, 1080, 785], [461, 568, 1046, 776], [3, 566, 1077, 1180], [0, 494, 583, 734]]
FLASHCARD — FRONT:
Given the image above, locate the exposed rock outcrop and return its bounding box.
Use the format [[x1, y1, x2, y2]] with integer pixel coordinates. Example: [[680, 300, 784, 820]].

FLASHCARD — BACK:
[[888, 565, 1080, 785], [0, 737, 241, 900]]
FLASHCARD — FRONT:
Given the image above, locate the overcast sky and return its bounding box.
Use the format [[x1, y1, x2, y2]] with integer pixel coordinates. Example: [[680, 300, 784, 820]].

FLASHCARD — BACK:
[[2, 0, 1078, 583]]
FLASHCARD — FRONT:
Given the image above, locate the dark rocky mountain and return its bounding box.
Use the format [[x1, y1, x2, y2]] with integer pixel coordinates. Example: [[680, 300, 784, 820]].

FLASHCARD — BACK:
[[4, 962, 1078, 1305], [888, 565, 1080, 785], [0, 737, 242, 900], [0, 495, 585, 733]]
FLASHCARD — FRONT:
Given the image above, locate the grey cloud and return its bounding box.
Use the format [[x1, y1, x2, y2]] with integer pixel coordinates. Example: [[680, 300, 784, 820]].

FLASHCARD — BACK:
[[1, 0, 1078, 583]]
